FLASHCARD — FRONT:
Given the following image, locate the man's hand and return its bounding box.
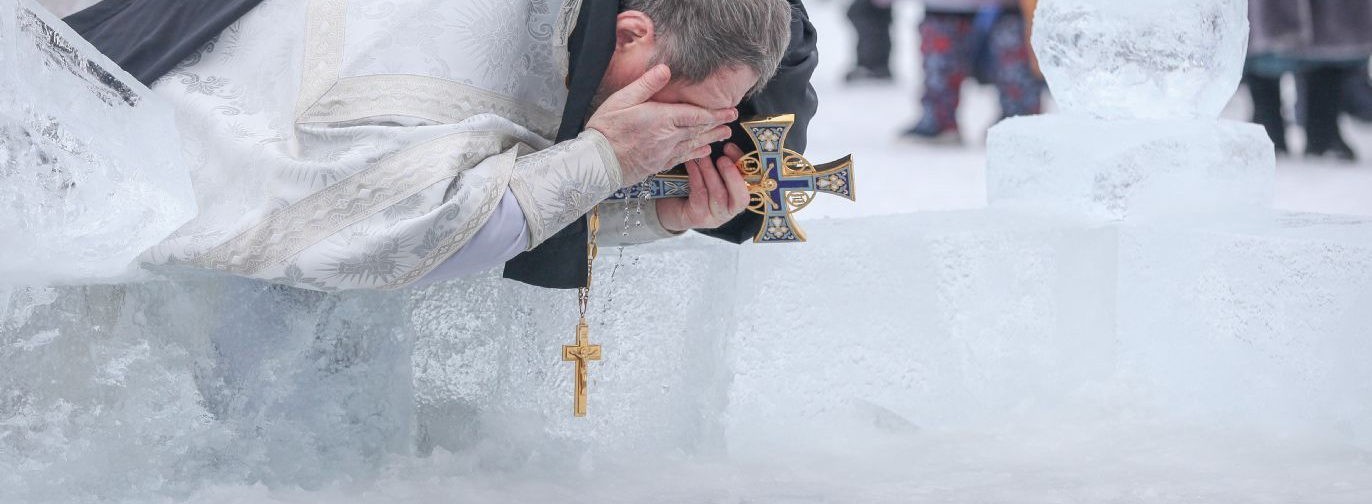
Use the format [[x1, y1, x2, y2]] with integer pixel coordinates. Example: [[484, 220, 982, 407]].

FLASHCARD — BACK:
[[586, 65, 738, 185], [657, 143, 750, 233]]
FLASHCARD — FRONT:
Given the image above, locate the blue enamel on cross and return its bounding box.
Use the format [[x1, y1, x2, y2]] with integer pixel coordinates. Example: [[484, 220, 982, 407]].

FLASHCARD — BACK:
[[736, 114, 855, 243], [606, 114, 855, 243]]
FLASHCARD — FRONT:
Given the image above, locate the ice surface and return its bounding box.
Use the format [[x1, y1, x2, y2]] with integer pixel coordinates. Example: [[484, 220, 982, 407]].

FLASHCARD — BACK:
[[1032, 0, 1249, 120], [0, 0, 195, 284], [731, 213, 1372, 454], [987, 115, 1275, 221], [730, 210, 1119, 450], [9, 209, 1370, 503], [0, 236, 738, 502], [410, 241, 737, 464], [1117, 214, 1372, 440]]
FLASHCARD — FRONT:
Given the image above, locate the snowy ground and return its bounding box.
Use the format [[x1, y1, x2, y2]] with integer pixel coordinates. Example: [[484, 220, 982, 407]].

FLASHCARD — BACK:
[[17, 1, 1372, 502], [184, 430, 1372, 504]]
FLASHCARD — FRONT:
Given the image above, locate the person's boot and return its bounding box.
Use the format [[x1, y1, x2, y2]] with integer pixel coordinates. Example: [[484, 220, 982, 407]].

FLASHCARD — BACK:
[[844, 66, 894, 84], [1307, 137, 1358, 162], [899, 118, 962, 145]]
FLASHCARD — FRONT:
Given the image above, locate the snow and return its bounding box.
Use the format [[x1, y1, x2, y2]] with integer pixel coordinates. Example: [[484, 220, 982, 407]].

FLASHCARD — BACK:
[[3, 0, 1372, 503]]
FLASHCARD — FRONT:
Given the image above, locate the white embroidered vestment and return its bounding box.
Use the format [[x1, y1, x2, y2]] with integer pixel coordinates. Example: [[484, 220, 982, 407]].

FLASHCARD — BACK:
[[141, 0, 640, 290]]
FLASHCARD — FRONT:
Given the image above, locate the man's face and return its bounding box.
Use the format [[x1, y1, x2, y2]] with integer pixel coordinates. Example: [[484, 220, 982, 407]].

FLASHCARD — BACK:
[[594, 11, 758, 112]]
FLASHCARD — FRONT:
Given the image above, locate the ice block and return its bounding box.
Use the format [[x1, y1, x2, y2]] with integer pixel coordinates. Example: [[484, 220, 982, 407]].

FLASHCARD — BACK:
[[0, 0, 195, 284]]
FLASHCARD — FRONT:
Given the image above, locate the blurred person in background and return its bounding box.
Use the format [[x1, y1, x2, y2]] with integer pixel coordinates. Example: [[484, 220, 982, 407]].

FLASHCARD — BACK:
[[1246, 0, 1372, 162], [1345, 60, 1372, 123], [901, 0, 1043, 144], [845, 0, 896, 83]]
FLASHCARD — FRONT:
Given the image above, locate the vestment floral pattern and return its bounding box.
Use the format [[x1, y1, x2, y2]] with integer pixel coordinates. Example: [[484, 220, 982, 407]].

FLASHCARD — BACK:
[[142, 0, 621, 291]]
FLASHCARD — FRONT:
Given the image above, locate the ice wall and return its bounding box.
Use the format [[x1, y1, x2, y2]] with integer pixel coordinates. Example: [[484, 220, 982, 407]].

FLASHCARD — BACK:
[[0, 237, 738, 503], [726, 0, 1372, 459], [409, 240, 738, 467], [1117, 215, 1372, 438], [729, 213, 1372, 453], [728, 211, 1119, 452], [987, 116, 1274, 221], [0, 0, 195, 284]]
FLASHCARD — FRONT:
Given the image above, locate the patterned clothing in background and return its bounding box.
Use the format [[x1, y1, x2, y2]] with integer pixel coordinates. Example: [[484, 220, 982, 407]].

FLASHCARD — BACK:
[[913, 9, 1042, 136], [922, 0, 1018, 14]]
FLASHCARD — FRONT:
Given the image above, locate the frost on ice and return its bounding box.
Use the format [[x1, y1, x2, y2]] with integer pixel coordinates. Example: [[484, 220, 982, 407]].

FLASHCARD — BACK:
[[998, 0, 1269, 221], [1032, 0, 1249, 119], [0, 0, 195, 284]]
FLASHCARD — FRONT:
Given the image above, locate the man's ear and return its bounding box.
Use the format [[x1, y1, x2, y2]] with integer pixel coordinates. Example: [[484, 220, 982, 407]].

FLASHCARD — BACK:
[[615, 10, 656, 49]]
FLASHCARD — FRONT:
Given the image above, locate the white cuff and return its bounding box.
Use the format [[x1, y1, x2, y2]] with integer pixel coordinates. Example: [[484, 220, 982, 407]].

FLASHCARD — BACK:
[[508, 129, 624, 248]]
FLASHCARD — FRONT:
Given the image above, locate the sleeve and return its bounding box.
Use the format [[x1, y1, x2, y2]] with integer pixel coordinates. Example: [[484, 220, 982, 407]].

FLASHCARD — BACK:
[[412, 189, 530, 286], [417, 129, 629, 286], [508, 129, 625, 248], [596, 200, 685, 246], [210, 125, 623, 292], [697, 0, 821, 245]]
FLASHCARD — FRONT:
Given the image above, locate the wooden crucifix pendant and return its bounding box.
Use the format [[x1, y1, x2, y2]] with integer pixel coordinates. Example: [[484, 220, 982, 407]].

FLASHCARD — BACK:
[[562, 318, 602, 417]]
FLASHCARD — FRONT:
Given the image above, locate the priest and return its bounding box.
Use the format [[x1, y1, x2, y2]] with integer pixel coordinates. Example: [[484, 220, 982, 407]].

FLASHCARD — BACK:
[[67, 0, 818, 291]]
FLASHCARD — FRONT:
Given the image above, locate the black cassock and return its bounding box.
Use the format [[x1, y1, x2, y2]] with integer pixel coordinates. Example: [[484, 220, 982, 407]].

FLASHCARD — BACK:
[[68, 0, 820, 289]]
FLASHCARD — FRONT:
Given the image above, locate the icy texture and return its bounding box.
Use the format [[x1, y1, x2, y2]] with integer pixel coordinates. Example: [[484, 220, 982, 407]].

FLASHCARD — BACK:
[[1117, 214, 1372, 436], [730, 214, 1372, 453], [730, 211, 1118, 451], [0, 0, 195, 283], [987, 116, 1275, 221], [10, 211, 1369, 503], [1032, 0, 1249, 119], [410, 241, 736, 464], [0, 237, 737, 502]]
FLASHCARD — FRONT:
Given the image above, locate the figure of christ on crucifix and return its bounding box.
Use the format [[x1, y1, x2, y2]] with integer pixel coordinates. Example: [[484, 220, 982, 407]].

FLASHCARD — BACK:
[[563, 321, 603, 417]]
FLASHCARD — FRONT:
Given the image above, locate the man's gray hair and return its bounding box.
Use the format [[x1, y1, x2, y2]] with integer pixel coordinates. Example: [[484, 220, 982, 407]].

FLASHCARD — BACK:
[[623, 0, 792, 95]]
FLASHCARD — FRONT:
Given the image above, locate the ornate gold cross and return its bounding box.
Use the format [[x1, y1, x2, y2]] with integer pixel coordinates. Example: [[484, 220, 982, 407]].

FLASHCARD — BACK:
[[736, 114, 855, 243], [606, 114, 855, 242], [562, 319, 602, 417]]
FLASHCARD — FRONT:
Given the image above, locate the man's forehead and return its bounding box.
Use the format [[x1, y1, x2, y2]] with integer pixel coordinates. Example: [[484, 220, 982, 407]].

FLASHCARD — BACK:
[[656, 66, 759, 109]]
